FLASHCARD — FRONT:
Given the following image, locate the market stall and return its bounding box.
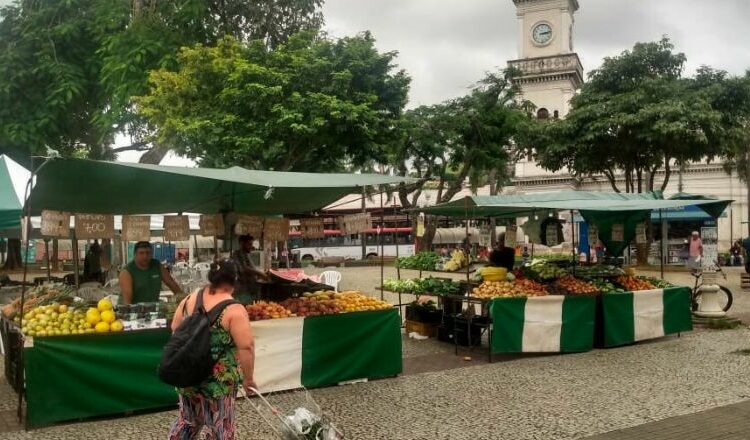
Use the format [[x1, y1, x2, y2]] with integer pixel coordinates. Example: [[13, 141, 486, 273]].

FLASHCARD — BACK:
[[9, 157, 411, 428], [404, 190, 730, 354]]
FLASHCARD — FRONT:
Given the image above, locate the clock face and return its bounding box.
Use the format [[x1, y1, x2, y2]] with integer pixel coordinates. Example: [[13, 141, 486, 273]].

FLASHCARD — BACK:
[[532, 23, 553, 45]]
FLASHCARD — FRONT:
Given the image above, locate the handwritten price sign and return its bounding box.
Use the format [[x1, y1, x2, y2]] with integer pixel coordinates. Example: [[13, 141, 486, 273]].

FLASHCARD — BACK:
[[75, 213, 114, 239], [300, 218, 325, 239], [122, 216, 151, 242], [234, 215, 264, 237], [41, 210, 71, 238], [199, 214, 225, 237], [164, 215, 190, 242], [263, 218, 290, 242]]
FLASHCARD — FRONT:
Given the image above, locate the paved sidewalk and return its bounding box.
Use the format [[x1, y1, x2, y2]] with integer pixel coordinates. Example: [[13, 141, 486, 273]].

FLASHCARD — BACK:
[[585, 400, 750, 440]]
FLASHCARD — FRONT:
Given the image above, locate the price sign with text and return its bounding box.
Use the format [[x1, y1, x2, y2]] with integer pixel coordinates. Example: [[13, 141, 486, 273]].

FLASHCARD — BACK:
[[75, 213, 115, 239], [164, 215, 190, 242], [263, 218, 290, 242], [41, 210, 70, 238], [234, 215, 264, 237], [611, 224, 625, 242], [199, 214, 225, 237], [122, 216, 151, 242], [545, 223, 559, 246], [300, 218, 325, 239], [339, 213, 372, 235], [504, 225, 517, 248], [635, 223, 647, 244]]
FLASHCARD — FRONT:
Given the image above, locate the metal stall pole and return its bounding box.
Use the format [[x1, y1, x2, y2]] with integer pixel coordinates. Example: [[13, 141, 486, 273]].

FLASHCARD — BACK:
[[659, 209, 665, 280], [393, 200, 402, 314], [71, 229, 80, 288], [570, 210, 577, 275], [380, 191, 385, 302], [464, 198, 470, 284], [44, 238, 51, 282]]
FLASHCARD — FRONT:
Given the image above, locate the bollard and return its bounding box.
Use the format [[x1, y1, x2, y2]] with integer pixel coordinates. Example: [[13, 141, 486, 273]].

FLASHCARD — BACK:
[[694, 271, 726, 318]]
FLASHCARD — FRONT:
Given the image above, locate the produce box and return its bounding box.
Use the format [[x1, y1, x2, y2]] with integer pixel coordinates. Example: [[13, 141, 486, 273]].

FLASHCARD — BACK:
[[405, 320, 438, 338]]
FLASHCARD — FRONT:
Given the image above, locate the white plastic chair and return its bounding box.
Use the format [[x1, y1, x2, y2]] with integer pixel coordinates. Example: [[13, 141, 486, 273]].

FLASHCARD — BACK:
[[193, 262, 211, 282], [319, 271, 342, 292]]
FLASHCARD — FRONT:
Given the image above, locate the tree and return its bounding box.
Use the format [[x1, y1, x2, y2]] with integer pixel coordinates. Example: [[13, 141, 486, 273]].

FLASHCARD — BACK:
[[392, 70, 529, 248], [529, 38, 726, 193], [0, 0, 325, 164], [709, 71, 750, 234], [136, 33, 410, 171]]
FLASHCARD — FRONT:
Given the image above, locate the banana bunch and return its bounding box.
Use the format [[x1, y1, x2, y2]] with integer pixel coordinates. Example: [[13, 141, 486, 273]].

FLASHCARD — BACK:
[[444, 249, 469, 272]]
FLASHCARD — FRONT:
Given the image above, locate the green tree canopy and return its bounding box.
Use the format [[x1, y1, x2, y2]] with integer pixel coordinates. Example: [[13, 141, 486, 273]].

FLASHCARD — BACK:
[[526, 38, 729, 193], [0, 0, 324, 165], [136, 33, 410, 171]]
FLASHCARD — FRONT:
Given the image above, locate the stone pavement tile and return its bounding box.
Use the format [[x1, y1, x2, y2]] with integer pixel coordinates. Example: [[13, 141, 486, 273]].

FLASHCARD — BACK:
[[584, 399, 750, 440]]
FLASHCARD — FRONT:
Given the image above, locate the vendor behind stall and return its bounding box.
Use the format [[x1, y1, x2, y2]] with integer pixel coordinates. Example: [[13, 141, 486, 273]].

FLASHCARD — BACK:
[[232, 235, 269, 304], [119, 241, 184, 304]]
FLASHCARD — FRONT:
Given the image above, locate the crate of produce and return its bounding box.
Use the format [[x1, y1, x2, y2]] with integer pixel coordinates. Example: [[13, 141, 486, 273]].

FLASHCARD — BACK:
[[405, 319, 438, 338]]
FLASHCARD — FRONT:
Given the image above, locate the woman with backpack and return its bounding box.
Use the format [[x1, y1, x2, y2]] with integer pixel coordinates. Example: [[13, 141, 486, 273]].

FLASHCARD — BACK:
[[167, 261, 256, 440]]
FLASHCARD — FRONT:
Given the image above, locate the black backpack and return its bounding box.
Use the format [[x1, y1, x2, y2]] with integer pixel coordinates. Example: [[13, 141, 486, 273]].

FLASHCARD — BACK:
[[158, 289, 238, 388]]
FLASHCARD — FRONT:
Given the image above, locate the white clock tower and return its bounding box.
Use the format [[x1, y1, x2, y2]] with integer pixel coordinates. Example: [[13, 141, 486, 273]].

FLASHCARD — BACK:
[[508, 0, 583, 119], [508, 0, 584, 183]]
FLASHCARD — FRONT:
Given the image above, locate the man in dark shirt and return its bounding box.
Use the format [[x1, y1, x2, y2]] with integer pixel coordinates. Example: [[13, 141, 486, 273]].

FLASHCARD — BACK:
[[231, 235, 269, 304], [490, 233, 516, 272]]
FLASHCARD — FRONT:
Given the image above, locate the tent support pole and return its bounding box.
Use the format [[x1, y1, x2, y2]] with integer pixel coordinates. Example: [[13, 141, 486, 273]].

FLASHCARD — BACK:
[[571, 210, 578, 275], [380, 190, 385, 302], [465, 198, 470, 284], [44, 238, 51, 282], [660, 209, 664, 280], [72, 230, 79, 288]]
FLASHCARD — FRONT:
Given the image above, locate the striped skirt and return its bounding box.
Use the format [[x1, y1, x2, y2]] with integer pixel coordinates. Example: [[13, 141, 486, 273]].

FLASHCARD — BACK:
[[168, 392, 236, 440]]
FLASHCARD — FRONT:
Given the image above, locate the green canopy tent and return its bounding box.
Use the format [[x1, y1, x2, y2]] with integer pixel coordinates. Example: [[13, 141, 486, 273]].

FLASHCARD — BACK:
[[27, 158, 412, 215], [413, 191, 732, 257], [0, 155, 30, 230]]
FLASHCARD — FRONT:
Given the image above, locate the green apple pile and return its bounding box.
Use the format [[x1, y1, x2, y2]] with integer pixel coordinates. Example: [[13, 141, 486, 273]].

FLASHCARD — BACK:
[[17, 303, 94, 337]]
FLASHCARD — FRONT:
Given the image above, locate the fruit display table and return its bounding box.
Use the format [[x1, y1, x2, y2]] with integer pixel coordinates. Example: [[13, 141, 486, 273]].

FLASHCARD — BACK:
[[253, 308, 402, 393], [21, 308, 402, 428], [599, 286, 692, 348], [24, 329, 176, 428], [489, 295, 595, 354]]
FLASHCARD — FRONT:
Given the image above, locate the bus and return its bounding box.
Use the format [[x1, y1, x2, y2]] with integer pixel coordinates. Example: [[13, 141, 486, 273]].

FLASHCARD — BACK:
[[288, 227, 415, 263]]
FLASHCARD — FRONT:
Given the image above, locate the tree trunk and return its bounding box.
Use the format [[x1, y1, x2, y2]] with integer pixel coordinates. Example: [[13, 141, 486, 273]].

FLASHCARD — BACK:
[[138, 142, 170, 165], [636, 168, 642, 193], [660, 159, 671, 192], [418, 218, 438, 252], [51, 238, 59, 269], [3, 239, 22, 270]]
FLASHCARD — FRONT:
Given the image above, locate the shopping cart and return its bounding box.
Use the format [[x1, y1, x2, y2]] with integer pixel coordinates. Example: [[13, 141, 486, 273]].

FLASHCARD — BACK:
[[246, 387, 345, 440]]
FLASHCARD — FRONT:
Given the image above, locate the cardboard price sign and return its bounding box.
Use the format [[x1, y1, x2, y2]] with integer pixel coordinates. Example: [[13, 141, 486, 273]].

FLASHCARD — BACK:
[[504, 225, 517, 248], [263, 218, 290, 242], [587, 224, 599, 245], [41, 210, 70, 238], [300, 218, 325, 239], [339, 213, 372, 235], [611, 224, 625, 242], [235, 215, 264, 237], [635, 223, 647, 244], [545, 224, 559, 246], [75, 214, 114, 239], [122, 216, 151, 242], [199, 214, 225, 237], [164, 215, 190, 242]]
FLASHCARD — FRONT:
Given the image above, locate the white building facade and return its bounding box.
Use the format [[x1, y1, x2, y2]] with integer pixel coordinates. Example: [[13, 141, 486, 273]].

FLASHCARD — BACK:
[[505, 0, 746, 252]]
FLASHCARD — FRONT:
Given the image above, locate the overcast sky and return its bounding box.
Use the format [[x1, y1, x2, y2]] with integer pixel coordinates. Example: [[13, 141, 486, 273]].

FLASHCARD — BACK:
[[3, 0, 747, 163], [323, 0, 750, 107]]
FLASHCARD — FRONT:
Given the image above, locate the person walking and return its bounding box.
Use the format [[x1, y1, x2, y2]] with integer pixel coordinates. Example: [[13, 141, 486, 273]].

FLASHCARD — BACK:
[[168, 261, 256, 440], [687, 231, 703, 272]]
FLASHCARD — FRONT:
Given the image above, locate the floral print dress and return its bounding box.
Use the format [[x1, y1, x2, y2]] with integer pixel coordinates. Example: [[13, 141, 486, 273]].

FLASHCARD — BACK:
[[177, 311, 243, 399]]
